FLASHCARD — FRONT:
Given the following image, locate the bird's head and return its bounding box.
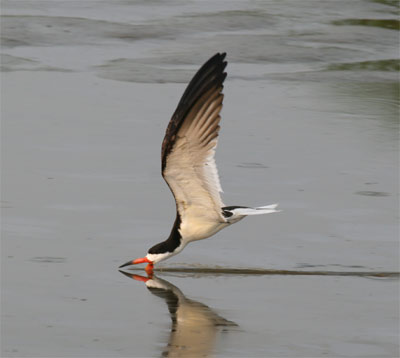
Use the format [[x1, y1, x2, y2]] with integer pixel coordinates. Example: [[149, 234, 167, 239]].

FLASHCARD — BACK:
[[119, 251, 176, 275], [119, 256, 154, 274]]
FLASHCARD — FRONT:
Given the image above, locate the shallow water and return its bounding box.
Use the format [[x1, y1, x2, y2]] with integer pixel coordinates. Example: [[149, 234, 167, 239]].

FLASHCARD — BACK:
[[1, 0, 399, 357]]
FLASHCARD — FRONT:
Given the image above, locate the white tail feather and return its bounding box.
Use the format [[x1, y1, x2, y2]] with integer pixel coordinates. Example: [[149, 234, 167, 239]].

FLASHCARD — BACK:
[[254, 204, 279, 210], [229, 203, 280, 217]]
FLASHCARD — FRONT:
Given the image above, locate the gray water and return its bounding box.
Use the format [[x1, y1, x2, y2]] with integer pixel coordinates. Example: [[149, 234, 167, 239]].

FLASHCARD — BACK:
[[1, 1, 399, 357]]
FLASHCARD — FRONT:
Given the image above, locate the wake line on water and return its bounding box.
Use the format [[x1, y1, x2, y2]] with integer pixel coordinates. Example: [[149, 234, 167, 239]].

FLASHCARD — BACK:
[[124, 267, 399, 278]]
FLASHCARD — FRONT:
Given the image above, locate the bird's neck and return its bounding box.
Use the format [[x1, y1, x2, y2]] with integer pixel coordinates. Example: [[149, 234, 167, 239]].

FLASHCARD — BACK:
[[147, 214, 183, 260]]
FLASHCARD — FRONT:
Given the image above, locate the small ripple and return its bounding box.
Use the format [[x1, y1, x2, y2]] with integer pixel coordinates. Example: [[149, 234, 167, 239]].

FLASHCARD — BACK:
[[30, 257, 66, 263], [355, 191, 390, 197], [236, 162, 269, 169]]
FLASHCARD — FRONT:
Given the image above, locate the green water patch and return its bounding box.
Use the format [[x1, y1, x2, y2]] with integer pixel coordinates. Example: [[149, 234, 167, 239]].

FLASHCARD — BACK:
[[327, 59, 399, 72], [332, 18, 399, 30], [371, 0, 399, 8]]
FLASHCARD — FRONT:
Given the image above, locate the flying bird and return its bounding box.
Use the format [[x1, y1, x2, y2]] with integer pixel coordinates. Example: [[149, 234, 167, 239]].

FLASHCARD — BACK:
[[120, 53, 279, 274]]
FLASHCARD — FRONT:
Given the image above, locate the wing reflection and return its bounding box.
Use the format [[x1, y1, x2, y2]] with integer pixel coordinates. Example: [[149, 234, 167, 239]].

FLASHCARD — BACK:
[[120, 271, 237, 357]]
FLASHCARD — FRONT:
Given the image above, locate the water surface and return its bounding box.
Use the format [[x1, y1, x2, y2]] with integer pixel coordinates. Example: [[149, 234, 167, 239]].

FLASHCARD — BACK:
[[1, 0, 399, 356]]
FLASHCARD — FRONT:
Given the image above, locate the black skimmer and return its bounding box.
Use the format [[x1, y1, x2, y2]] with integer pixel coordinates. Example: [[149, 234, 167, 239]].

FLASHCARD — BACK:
[[120, 53, 279, 274], [121, 271, 237, 356]]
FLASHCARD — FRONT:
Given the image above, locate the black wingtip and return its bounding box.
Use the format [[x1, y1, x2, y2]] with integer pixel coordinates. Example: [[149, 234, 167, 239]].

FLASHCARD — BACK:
[[203, 52, 227, 73], [210, 52, 226, 62]]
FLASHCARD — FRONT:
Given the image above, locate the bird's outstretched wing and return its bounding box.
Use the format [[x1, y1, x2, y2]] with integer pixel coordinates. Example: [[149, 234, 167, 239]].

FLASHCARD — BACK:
[[161, 53, 227, 222]]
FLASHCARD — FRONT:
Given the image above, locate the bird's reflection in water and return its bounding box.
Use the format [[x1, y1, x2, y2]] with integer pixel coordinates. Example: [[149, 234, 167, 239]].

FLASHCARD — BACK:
[[120, 271, 237, 357]]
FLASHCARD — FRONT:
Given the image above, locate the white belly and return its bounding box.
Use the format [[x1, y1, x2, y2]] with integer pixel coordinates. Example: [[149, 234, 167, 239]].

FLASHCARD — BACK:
[[179, 217, 228, 243]]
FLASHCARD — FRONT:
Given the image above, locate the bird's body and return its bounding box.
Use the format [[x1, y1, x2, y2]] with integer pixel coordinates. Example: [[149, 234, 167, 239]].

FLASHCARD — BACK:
[[120, 53, 279, 273]]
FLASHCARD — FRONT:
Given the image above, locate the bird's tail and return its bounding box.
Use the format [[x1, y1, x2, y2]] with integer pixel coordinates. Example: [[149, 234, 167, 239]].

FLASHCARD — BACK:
[[222, 204, 280, 221], [231, 204, 280, 216]]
